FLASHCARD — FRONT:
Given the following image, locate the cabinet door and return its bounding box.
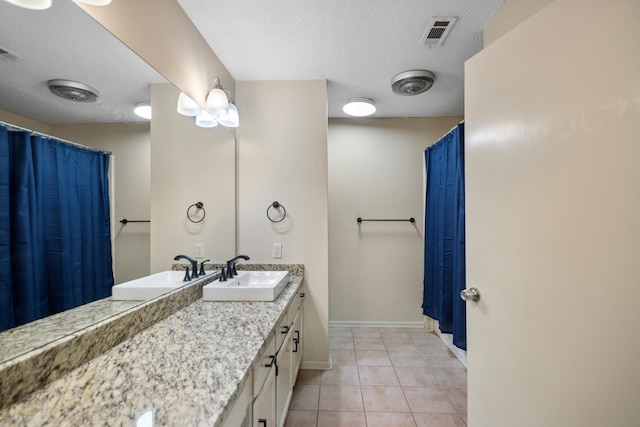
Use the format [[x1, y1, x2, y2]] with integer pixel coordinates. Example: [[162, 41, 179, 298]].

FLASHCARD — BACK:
[[253, 367, 276, 427], [291, 304, 303, 386], [275, 328, 293, 427]]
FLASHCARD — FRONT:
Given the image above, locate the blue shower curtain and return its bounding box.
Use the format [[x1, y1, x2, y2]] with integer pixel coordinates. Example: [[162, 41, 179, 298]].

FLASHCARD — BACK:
[[0, 125, 114, 332], [423, 122, 466, 350]]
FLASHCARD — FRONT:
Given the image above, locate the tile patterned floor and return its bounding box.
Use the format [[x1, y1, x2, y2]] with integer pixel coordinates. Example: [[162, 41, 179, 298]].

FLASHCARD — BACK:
[[284, 327, 467, 427]]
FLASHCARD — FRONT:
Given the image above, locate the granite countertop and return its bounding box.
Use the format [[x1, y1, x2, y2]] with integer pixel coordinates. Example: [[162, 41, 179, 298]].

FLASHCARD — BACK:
[[0, 298, 140, 363], [0, 275, 303, 426]]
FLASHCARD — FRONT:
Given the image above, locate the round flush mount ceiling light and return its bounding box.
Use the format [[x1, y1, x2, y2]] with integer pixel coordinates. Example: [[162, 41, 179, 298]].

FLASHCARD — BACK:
[[391, 70, 435, 96], [2, 0, 51, 10], [343, 98, 376, 117], [47, 79, 99, 102], [134, 102, 152, 120]]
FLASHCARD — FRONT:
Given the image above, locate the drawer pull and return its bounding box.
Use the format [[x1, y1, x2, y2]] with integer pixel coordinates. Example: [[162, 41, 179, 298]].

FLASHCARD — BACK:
[[293, 338, 299, 353], [294, 330, 300, 342], [264, 355, 275, 368], [259, 419, 267, 427], [281, 325, 290, 334], [299, 292, 305, 297]]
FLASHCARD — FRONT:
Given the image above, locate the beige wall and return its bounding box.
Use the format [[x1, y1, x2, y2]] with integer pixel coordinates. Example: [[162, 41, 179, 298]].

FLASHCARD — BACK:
[[50, 122, 151, 284], [484, 0, 553, 46], [236, 80, 330, 369], [328, 117, 462, 325], [150, 83, 236, 273], [77, 0, 234, 110], [0, 109, 50, 134]]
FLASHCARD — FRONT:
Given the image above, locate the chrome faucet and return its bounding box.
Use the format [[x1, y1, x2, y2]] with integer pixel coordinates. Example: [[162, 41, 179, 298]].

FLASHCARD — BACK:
[[174, 254, 198, 280], [226, 255, 250, 277]]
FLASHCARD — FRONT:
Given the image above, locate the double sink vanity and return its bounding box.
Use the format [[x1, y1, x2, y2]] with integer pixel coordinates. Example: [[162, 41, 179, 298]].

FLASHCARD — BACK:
[[0, 263, 306, 426]]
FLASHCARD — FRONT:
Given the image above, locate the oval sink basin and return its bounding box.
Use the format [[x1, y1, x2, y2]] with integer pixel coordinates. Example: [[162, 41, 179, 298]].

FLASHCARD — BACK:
[[112, 270, 216, 301], [202, 271, 289, 302]]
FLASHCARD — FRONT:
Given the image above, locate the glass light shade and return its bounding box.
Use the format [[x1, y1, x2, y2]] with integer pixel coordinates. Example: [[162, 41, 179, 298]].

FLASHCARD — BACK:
[[177, 92, 200, 117], [205, 88, 229, 118], [343, 98, 376, 117], [76, 0, 112, 5], [3, 0, 51, 10], [195, 110, 218, 128], [218, 103, 239, 128], [134, 102, 152, 120]]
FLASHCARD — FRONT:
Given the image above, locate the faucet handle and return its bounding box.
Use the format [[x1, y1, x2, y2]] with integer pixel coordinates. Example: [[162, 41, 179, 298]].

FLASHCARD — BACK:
[[219, 267, 227, 282], [183, 266, 191, 282], [199, 259, 210, 276]]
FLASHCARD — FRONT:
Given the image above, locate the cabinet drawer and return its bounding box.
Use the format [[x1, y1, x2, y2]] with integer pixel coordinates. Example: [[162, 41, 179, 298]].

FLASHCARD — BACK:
[[253, 334, 276, 399], [275, 306, 290, 351]]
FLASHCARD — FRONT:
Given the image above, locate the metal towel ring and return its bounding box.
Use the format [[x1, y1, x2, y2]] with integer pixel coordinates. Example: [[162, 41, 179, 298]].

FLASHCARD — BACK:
[[187, 201, 206, 223], [267, 201, 287, 223]]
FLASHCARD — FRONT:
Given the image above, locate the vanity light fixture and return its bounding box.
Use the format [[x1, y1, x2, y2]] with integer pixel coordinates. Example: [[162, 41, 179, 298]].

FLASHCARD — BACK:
[[176, 78, 239, 128], [195, 109, 218, 128], [134, 102, 152, 120], [205, 77, 229, 118], [2, 0, 52, 10], [218, 102, 239, 128], [343, 98, 376, 117], [218, 88, 239, 128], [177, 92, 201, 117]]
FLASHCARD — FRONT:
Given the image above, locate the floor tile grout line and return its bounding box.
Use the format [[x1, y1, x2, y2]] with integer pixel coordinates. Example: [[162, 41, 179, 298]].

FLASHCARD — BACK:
[[322, 327, 466, 426]]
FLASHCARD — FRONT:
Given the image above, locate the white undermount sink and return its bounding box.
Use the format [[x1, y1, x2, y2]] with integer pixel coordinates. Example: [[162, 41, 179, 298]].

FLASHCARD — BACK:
[[111, 270, 216, 301], [202, 271, 290, 302]]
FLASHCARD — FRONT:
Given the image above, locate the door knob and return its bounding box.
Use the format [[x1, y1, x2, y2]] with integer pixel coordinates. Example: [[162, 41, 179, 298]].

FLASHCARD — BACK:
[[460, 287, 481, 302]]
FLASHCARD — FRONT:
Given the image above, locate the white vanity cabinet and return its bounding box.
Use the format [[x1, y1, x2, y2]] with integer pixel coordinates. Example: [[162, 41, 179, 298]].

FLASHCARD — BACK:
[[251, 290, 305, 427], [275, 291, 305, 427], [252, 366, 276, 427], [291, 302, 303, 386], [251, 333, 276, 427], [275, 326, 294, 427]]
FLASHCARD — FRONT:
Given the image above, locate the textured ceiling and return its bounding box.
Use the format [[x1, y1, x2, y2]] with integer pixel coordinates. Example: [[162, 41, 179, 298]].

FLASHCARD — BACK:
[[177, 0, 504, 118], [0, 0, 166, 124], [0, 0, 503, 124]]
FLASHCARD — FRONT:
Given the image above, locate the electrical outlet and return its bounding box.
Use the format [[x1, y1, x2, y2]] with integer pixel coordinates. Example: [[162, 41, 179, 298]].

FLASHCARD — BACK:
[[273, 243, 282, 259], [194, 243, 204, 259]]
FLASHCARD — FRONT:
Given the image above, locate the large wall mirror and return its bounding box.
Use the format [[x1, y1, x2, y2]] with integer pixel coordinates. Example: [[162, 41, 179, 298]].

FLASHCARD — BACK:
[[0, 0, 236, 362]]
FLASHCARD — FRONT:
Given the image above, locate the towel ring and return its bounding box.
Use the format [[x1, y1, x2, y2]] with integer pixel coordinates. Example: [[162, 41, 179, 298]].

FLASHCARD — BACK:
[[267, 201, 287, 223], [187, 201, 206, 223]]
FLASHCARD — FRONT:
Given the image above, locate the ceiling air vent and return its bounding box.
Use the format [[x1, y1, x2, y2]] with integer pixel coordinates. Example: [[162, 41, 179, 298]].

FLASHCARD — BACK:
[[0, 44, 23, 62], [419, 17, 458, 47]]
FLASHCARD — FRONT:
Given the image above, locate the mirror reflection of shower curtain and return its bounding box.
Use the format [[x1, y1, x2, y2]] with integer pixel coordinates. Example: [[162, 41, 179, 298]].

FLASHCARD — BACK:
[[0, 125, 114, 332], [423, 122, 466, 350]]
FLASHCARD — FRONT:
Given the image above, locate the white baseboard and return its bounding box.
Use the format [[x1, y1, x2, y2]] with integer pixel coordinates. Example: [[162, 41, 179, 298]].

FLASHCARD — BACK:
[[428, 317, 467, 368], [301, 360, 331, 370], [329, 320, 425, 328]]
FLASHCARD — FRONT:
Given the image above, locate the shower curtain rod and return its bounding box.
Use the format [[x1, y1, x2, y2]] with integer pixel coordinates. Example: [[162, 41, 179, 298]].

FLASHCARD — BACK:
[[426, 120, 464, 150], [0, 120, 112, 156]]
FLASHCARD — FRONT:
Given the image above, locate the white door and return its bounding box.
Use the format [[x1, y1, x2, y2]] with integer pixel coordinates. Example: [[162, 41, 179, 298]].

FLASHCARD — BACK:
[[464, 1, 640, 426]]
